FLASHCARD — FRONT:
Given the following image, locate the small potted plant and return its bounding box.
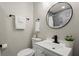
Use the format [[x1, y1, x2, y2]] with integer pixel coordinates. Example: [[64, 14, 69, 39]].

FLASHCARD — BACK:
[[64, 35, 74, 48]]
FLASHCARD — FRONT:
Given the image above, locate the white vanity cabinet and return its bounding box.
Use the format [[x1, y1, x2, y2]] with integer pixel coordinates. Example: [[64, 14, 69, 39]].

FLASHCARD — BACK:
[[34, 44, 61, 56], [33, 44, 45, 56], [33, 39, 72, 56]]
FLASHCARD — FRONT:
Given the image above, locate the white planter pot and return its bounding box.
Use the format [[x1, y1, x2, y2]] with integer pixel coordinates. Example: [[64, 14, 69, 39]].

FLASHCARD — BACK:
[[65, 41, 74, 48]]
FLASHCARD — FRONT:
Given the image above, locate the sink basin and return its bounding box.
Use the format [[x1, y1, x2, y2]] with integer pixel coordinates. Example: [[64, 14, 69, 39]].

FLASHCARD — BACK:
[[35, 39, 72, 56]]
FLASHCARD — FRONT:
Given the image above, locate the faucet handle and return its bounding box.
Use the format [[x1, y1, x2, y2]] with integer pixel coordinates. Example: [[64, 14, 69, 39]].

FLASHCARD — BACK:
[[52, 35, 57, 39]]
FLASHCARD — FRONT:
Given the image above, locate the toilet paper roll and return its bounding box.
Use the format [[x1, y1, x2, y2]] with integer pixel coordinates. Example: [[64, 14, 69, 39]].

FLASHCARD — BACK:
[[2, 44, 7, 49]]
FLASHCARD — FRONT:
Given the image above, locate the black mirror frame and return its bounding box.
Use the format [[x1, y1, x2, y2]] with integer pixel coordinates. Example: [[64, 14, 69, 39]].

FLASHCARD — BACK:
[[46, 2, 73, 29]]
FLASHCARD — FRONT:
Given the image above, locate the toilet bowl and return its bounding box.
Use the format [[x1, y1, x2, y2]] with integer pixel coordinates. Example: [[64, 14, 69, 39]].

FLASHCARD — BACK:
[[17, 38, 42, 56], [17, 48, 35, 56]]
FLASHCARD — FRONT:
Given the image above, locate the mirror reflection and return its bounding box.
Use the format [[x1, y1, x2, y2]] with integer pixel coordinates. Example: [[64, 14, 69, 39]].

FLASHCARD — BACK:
[[46, 2, 73, 29]]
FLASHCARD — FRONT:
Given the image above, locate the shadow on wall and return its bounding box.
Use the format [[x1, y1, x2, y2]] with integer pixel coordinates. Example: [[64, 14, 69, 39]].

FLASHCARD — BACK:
[[0, 3, 34, 56], [0, 5, 7, 46], [0, 5, 8, 55]]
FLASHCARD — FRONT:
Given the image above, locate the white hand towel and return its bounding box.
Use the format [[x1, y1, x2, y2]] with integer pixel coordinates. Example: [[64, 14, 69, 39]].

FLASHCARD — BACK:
[[35, 21, 40, 32], [15, 16, 26, 29]]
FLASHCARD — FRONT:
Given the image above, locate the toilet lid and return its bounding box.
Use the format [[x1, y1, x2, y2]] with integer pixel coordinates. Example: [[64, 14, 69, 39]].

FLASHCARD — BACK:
[[17, 48, 35, 56]]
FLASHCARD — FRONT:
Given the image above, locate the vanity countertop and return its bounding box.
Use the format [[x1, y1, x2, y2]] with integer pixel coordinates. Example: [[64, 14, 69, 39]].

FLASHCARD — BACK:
[[35, 39, 72, 56]]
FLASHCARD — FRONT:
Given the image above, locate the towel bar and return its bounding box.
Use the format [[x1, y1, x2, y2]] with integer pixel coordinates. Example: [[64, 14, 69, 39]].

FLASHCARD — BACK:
[[9, 14, 15, 17], [9, 14, 30, 20]]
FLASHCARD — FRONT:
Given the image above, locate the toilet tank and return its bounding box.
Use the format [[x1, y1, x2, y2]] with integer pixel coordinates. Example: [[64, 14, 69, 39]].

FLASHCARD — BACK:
[[32, 38, 42, 48]]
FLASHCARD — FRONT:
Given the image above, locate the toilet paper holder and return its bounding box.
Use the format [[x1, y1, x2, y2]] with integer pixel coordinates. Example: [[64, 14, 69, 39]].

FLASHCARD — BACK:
[[0, 44, 7, 49], [0, 45, 2, 47]]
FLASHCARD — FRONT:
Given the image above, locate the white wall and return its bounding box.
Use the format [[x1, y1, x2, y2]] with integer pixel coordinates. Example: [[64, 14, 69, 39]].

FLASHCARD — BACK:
[[33, 2, 79, 55], [0, 2, 34, 56], [0, 2, 79, 56]]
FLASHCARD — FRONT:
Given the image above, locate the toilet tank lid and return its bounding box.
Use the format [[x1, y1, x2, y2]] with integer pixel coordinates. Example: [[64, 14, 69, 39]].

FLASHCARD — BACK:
[[32, 38, 42, 41], [17, 48, 35, 56]]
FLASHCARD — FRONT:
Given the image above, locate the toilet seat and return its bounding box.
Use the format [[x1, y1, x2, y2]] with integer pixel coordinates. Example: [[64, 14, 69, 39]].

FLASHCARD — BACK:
[[17, 48, 35, 56]]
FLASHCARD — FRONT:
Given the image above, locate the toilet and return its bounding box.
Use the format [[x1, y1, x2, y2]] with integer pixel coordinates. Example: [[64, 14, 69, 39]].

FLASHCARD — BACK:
[[17, 38, 42, 56]]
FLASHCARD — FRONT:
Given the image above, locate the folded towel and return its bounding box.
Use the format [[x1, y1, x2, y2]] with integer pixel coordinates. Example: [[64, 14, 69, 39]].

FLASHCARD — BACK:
[[15, 16, 26, 29]]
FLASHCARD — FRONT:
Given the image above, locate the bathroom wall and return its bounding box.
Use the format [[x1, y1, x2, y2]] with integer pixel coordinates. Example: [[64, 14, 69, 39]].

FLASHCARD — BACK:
[[0, 2, 79, 56], [0, 2, 34, 56], [33, 2, 79, 55]]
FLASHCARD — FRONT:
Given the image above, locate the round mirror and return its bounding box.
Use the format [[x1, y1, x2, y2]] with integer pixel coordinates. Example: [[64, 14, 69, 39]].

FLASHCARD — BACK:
[[46, 2, 73, 29]]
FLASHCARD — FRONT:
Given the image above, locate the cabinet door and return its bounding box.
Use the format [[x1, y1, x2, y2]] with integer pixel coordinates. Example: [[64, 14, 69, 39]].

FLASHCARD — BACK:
[[33, 44, 45, 56], [33, 44, 60, 56], [43, 48, 60, 56]]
